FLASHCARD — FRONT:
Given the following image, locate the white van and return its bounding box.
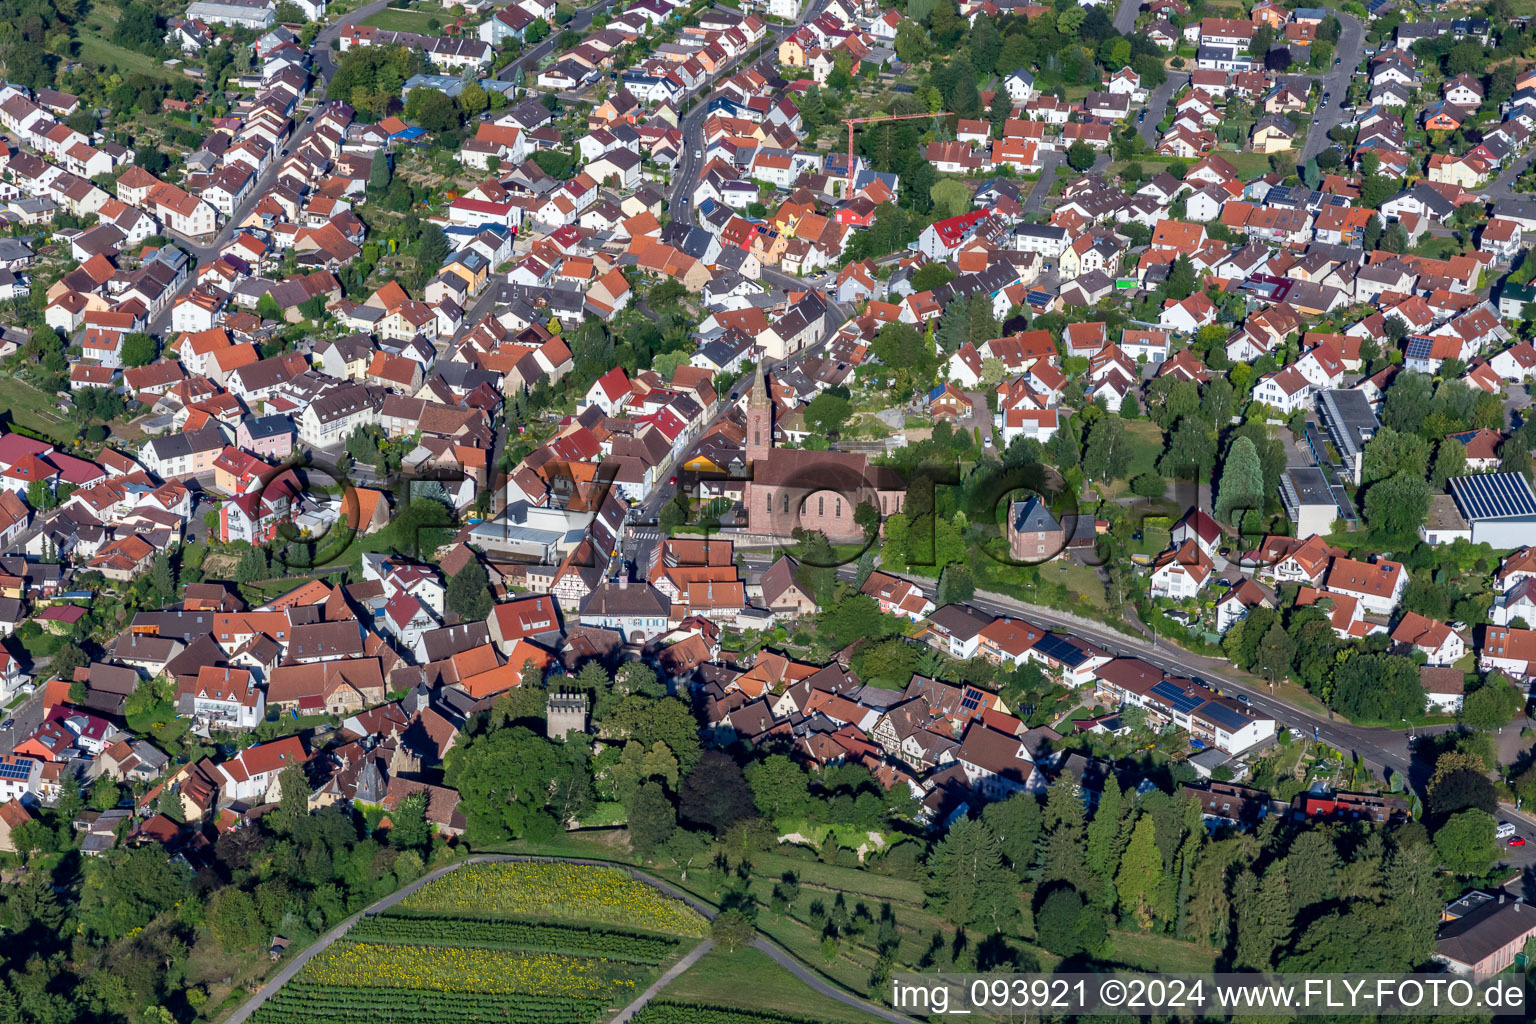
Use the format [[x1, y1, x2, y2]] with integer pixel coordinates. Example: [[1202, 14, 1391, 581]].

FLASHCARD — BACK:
[[1497, 821, 1518, 840]]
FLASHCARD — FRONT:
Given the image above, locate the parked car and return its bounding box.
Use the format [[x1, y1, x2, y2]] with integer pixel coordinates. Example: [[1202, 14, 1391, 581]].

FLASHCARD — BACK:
[[1509, 837, 1528, 847]]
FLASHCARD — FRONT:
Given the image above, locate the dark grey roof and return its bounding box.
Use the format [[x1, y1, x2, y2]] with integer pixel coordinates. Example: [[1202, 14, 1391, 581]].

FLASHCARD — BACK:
[[1436, 897, 1536, 968]]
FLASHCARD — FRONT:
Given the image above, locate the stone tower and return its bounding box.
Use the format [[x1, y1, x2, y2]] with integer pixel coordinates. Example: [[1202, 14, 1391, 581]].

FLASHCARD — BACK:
[[546, 691, 589, 741], [745, 362, 773, 465]]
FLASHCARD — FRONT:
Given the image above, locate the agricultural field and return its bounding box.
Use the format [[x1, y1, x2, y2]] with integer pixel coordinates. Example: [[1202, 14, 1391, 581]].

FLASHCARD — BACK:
[[395, 862, 711, 935], [249, 863, 707, 1024]]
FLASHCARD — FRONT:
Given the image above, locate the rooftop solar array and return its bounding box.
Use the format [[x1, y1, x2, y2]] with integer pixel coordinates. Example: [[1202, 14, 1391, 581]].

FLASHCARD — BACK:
[[1032, 632, 1089, 667], [1194, 700, 1251, 731], [1150, 680, 1205, 716], [0, 760, 35, 781], [1450, 472, 1536, 521]]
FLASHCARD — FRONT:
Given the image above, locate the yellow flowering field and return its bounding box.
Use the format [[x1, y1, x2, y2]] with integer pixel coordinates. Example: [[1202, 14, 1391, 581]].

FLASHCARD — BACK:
[[303, 941, 645, 997], [397, 863, 709, 937]]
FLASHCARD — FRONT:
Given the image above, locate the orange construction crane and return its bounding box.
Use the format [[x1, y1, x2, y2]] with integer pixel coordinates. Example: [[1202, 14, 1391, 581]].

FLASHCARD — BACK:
[[842, 112, 952, 186]]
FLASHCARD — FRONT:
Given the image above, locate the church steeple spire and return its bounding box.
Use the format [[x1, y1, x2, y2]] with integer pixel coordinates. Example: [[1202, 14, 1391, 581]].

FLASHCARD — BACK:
[[745, 362, 773, 465]]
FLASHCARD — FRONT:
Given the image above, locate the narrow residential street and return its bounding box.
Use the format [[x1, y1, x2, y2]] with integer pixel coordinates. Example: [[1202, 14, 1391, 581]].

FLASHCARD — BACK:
[[1299, 13, 1365, 164], [1138, 72, 1188, 147], [669, 0, 834, 222], [1112, 0, 1140, 35]]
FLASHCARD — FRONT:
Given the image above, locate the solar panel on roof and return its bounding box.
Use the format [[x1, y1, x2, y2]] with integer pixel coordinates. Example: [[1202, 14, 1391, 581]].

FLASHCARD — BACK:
[[1451, 473, 1536, 520], [1195, 700, 1250, 731], [1032, 633, 1087, 666], [0, 761, 34, 780], [1150, 680, 1205, 715]]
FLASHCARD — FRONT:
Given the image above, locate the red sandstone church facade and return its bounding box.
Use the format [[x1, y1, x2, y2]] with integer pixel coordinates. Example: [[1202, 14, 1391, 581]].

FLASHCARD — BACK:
[[741, 366, 906, 541]]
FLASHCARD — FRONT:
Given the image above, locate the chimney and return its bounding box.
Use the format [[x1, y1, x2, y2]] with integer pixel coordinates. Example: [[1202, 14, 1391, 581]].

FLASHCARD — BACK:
[[618, 575, 628, 589]]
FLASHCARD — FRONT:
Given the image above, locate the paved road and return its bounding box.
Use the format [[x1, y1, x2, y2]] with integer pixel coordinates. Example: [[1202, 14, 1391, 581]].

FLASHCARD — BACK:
[[222, 853, 920, 1024], [827, 564, 1447, 786], [1138, 72, 1188, 147], [1299, 13, 1365, 164], [1480, 145, 1536, 203], [1112, 0, 1141, 35], [1024, 149, 1064, 215], [669, 0, 832, 222], [612, 939, 714, 1024], [148, 0, 394, 338], [493, 0, 623, 83]]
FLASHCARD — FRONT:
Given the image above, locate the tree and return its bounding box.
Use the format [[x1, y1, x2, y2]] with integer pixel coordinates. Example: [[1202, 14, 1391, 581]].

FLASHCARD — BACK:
[[387, 791, 433, 851], [121, 333, 157, 367], [368, 151, 391, 192], [1361, 427, 1430, 485], [1461, 678, 1522, 732], [804, 392, 854, 437], [936, 562, 974, 606], [1035, 886, 1103, 957], [1234, 868, 1293, 970], [1160, 417, 1217, 480], [406, 88, 460, 132], [445, 725, 582, 842], [1130, 472, 1166, 502], [746, 755, 809, 821], [1253, 619, 1295, 684], [982, 793, 1043, 877], [457, 81, 488, 117], [678, 751, 754, 834], [207, 888, 263, 952], [1082, 416, 1131, 483], [1382, 221, 1409, 254], [1428, 751, 1498, 817], [445, 559, 494, 622], [271, 765, 310, 835], [929, 179, 972, 218], [1115, 815, 1169, 929], [1364, 472, 1432, 536], [1363, 214, 1383, 250], [390, 497, 454, 559], [1433, 809, 1497, 876], [417, 224, 451, 274], [1332, 653, 1425, 722], [1066, 140, 1096, 172], [926, 819, 1017, 932], [1215, 435, 1264, 524], [51, 642, 86, 682], [1165, 256, 1196, 301], [1431, 439, 1468, 490], [711, 908, 756, 951], [625, 781, 675, 858]]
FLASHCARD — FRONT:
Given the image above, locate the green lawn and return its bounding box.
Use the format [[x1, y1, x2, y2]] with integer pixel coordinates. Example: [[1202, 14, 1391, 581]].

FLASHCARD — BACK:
[[1410, 235, 1463, 260], [1129, 523, 1171, 557], [742, 850, 927, 907], [1217, 150, 1277, 180], [0, 376, 73, 445], [1108, 931, 1220, 973], [657, 945, 889, 1024], [78, 14, 183, 80], [1041, 561, 1109, 610], [362, 6, 449, 32], [124, 698, 192, 750]]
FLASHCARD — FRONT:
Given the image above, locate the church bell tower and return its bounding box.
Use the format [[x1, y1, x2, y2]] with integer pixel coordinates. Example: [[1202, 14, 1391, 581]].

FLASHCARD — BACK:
[[745, 363, 773, 465]]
